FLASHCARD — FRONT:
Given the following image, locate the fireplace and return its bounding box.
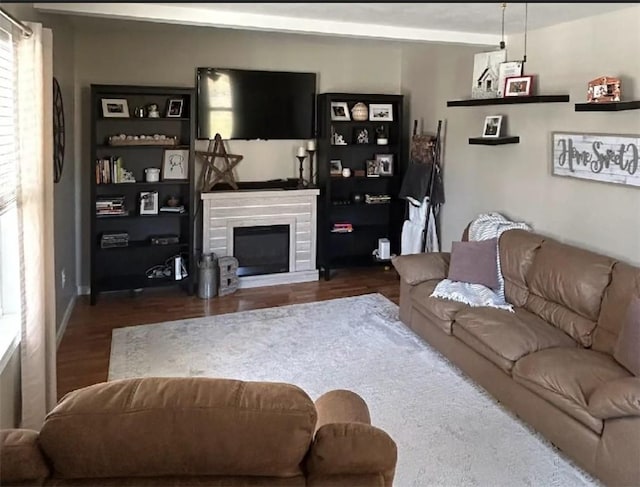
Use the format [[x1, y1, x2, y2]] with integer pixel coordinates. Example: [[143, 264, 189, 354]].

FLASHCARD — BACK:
[[233, 225, 290, 277]]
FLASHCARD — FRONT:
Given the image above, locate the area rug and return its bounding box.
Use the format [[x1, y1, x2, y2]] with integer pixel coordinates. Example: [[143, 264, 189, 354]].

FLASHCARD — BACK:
[[110, 293, 597, 486]]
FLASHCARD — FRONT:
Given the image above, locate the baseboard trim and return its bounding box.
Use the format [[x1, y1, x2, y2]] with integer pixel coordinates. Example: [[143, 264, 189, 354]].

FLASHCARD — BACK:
[[238, 270, 319, 289], [77, 285, 90, 296], [56, 294, 77, 348]]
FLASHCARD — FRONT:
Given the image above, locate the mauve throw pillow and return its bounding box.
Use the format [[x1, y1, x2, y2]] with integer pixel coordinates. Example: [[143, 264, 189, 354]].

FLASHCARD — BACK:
[[448, 238, 499, 290], [614, 296, 640, 376]]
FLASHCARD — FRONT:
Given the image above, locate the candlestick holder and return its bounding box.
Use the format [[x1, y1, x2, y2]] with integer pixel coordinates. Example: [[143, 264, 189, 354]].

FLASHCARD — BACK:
[[306, 149, 316, 186], [296, 155, 307, 189]]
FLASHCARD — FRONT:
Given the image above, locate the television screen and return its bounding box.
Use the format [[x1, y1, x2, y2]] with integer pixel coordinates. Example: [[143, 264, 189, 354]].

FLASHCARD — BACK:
[[197, 68, 317, 140]]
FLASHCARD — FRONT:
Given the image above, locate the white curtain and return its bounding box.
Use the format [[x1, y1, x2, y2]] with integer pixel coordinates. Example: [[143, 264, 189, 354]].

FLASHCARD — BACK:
[[18, 22, 56, 430]]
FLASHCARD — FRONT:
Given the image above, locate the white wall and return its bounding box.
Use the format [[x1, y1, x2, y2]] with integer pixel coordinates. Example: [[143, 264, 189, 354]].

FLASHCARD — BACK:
[[73, 17, 404, 287], [402, 6, 640, 264]]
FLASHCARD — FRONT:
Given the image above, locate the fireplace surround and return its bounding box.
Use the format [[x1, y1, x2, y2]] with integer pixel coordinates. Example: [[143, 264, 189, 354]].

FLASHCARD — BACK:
[[201, 189, 319, 288]]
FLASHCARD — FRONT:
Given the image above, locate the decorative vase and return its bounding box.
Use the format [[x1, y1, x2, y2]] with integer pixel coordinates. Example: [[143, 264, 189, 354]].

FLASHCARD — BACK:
[[342, 168, 352, 178], [351, 102, 368, 121]]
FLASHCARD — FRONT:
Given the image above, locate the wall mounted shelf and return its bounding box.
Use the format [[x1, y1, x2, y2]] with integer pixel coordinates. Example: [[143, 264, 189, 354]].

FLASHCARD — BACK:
[[574, 100, 640, 112], [469, 136, 520, 145], [447, 95, 570, 107]]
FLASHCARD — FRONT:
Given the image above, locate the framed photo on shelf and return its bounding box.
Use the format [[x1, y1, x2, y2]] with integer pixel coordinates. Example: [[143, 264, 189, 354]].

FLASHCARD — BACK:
[[354, 127, 369, 144], [329, 159, 343, 176], [101, 98, 130, 118], [369, 103, 393, 121], [482, 115, 503, 138], [366, 159, 381, 177], [330, 102, 350, 121], [162, 148, 189, 180], [497, 61, 523, 97], [375, 154, 394, 175], [139, 191, 159, 215], [166, 99, 184, 118], [504, 75, 533, 97]]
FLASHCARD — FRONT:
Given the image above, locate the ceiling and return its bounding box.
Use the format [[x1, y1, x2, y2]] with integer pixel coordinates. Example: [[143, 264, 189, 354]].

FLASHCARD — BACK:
[[35, 2, 634, 45]]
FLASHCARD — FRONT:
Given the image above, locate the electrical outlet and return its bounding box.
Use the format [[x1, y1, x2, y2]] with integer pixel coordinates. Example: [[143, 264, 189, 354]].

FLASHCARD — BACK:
[[61, 268, 66, 289]]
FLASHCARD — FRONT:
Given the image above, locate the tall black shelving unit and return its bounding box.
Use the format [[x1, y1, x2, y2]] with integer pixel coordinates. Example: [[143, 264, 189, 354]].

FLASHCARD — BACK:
[[90, 85, 196, 304], [317, 93, 405, 280]]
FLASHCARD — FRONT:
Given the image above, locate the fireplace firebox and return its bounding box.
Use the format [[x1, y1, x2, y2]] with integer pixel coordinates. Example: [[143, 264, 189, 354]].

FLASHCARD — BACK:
[[233, 225, 290, 277]]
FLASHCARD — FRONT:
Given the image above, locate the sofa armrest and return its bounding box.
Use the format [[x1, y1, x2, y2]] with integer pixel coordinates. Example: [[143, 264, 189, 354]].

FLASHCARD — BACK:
[[306, 423, 397, 482], [588, 377, 640, 419], [392, 252, 451, 285], [315, 389, 371, 431], [0, 429, 50, 484]]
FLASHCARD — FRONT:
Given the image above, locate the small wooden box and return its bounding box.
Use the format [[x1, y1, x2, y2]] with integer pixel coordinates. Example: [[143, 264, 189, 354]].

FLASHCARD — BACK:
[[587, 76, 621, 103]]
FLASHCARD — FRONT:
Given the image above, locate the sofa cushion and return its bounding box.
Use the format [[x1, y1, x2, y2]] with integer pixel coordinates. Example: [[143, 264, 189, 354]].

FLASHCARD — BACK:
[[525, 240, 616, 347], [513, 348, 631, 433], [410, 280, 469, 334], [498, 230, 545, 307], [39, 377, 317, 479], [588, 377, 640, 419], [614, 296, 640, 376], [392, 252, 450, 285], [452, 307, 577, 373], [448, 239, 499, 289], [594, 262, 640, 355]]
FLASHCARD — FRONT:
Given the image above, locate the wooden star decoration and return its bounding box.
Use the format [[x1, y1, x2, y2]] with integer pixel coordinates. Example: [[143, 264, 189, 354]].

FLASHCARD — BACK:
[[196, 133, 243, 192]]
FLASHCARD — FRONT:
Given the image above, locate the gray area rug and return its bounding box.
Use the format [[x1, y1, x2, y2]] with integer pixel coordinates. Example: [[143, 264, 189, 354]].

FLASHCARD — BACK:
[[110, 293, 597, 486]]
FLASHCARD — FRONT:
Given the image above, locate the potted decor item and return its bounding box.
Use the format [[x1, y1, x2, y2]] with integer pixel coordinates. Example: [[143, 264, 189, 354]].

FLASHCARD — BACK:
[[351, 102, 368, 121], [376, 125, 388, 145]]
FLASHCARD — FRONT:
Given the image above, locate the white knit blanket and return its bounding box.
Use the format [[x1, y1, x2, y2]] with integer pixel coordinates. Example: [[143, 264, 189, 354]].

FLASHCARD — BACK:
[[431, 213, 532, 311]]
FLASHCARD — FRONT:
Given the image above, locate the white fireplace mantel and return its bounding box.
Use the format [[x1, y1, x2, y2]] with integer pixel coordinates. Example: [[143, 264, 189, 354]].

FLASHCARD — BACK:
[[201, 189, 320, 288]]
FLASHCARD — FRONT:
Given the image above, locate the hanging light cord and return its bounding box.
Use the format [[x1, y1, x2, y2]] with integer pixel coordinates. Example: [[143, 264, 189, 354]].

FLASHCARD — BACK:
[[523, 3, 528, 63], [500, 3, 506, 49]]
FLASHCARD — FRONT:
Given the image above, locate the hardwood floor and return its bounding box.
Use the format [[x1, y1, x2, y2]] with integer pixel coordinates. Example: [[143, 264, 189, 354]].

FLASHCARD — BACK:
[[57, 268, 400, 399]]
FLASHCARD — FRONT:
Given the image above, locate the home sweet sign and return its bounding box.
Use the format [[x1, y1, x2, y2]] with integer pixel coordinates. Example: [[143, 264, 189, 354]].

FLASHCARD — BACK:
[[552, 132, 640, 187]]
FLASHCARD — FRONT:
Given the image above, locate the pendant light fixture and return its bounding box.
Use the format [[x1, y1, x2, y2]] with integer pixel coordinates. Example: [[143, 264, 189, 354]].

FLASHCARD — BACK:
[[500, 3, 507, 50], [523, 2, 528, 64]]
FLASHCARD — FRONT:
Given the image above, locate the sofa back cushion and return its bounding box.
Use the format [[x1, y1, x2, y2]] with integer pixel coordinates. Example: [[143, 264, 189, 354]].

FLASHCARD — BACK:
[[39, 377, 317, 479], [525, 240, 615, 347], [498, 230, 545, 307], [594, 263, 640, 355]]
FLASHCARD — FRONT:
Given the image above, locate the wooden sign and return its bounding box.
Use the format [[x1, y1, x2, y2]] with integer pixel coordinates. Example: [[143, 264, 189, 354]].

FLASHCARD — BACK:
[[551, 132, 640, 187]]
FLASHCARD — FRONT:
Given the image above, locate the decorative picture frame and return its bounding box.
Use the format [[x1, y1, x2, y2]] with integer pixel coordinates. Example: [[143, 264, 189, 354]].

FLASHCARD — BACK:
[[166, 99, 184, 118], [497, 61, 523, 97], [369, 104, 393, 121], [354, 127, 369, 144], [330, 102, 350, 121], [504, 75, 533, 97], [162, 148, 189, 180], [482, 115, 503, 138], [366, 159, 381, 178], [139, 191, 159, 215], [329, 159, 343, 176], [375, 153, 394, 176], [101, 98, 130, 118]]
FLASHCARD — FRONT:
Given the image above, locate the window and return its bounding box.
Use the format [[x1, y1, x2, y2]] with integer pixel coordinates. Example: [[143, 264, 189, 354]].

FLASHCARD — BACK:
[[0, 20, 21, 368]]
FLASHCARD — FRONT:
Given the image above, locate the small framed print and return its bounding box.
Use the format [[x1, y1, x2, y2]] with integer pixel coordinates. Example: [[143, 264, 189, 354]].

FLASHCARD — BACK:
[[162, 148, 189, 180], [139, 191, 159, 215], [329, 159, 343, 176], [504, 75, 533, 97], [482, 115, 503, 138], [369, 103, 393, 121], [166, 99, 184, 118], [375, 153, 394, 175], [101, 98, 129, 118], [330, 102, 350, 121], [366, 159, 381, 177]]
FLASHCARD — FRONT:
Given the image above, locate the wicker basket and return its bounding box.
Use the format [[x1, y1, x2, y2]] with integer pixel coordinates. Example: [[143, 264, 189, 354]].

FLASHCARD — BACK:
[[108, 136, 178, 146]]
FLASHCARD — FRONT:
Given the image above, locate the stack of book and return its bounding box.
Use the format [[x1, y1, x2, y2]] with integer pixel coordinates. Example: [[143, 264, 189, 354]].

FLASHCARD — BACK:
[[96, 195, 128, 217], [96, 157, 131, 184], [365, 194, 391, 204], [159, 205, 186, 214], [331, 222, 353, 233], [100, 231, 129, 248]]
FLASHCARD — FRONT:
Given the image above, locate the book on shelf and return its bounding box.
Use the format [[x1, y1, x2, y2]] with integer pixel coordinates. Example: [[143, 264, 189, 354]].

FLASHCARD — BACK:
[[159, 205, 186, 213], [331, 222, 353, 233], [96, 195, 127, 216], [95, 156, 128, 184]]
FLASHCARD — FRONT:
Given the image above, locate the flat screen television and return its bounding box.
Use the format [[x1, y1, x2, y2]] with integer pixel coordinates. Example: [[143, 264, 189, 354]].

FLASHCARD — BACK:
[[196, 67, 317, 140]]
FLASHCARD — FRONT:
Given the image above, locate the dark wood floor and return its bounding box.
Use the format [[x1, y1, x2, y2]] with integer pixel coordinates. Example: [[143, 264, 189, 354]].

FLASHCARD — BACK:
[[57, 268, 400, 399]]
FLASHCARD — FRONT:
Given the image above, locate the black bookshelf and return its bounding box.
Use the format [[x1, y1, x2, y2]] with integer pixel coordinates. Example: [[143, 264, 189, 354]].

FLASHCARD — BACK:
[[90, 85, 196, 304], [317, 93, 405, 280]]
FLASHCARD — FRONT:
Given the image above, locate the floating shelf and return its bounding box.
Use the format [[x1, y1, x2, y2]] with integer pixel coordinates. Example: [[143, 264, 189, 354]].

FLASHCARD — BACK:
[[574, 100, 640, 112], [469, 136, 520, 145], [447, 95, 570, 107]]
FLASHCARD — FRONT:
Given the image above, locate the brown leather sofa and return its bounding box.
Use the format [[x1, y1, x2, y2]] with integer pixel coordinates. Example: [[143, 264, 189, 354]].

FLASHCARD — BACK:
[[393, 229, 640, 487], [0, 377, 397, 486]]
